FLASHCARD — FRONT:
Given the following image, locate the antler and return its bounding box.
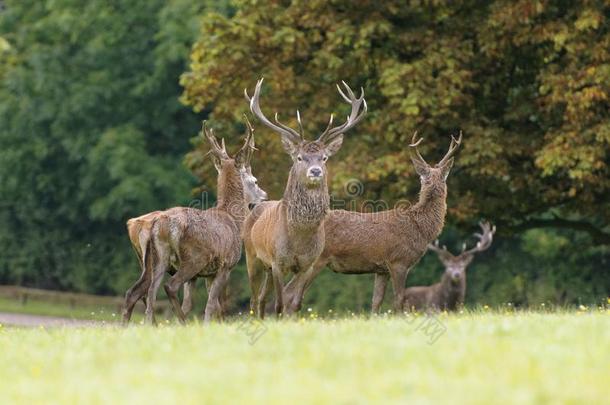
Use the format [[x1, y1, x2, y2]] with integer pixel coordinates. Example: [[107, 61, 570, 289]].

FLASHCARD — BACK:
[[244, 78, 303, 144], [461, 221, 496, 256], [317, 81, 367, 144], [436, 131, 463, 167], [201, 121, 229, 159], [428, 239, 455, 261], [409, 131, 428, 166], [232, 115, 257, 166], [243, 115, 257, 166]]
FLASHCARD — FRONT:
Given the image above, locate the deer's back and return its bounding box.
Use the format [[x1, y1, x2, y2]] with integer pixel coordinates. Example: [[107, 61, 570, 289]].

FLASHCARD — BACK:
[[404, 284, 437, 311], [154, 207, 243, 271], [321, 209, 426, 273]]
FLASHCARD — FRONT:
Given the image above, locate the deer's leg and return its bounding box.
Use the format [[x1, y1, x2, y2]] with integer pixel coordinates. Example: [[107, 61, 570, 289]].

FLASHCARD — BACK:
[[121, 266, 151, 325], [143, 239, 170, 325], [145, 265, 166, 325], [247, 254, 264, 316], [203, 276, 226, 319], [203, 277, 212, 317], [164, 268, 196, 325], [271, 263, 284, 317], [204, 270, 230, 323], [285, 259, 327, 314], [372, 273, 389, 314], [220, 281, 229, 317], [181, 278, 197, 318], [257, 271, 271, 319], [388, 264, 409, 313], [284, 273, 306, 316]]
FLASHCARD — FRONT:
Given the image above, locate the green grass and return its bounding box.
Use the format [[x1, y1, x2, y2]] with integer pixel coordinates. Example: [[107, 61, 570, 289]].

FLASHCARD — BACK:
[[0, 310, 608, 404], [0, 296, 179, 323], [0, 297, 124, 321]]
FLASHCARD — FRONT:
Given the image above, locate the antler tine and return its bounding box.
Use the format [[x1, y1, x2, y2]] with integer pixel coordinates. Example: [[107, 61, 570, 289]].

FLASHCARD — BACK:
[[321, 114, 335, 135], [236, 114, 256, 165], [428, 239, 454, 260], [247, 131, 257, 165], [437, 130, 463, 167], [462, 220, 495, 256], [336, 81, 362, 103], [409, 131, 428, 165], [274, 112, 304, 139], [296, 110, 304, 137], [245, 78, 302, 144], [201, 121, 229, 159], [318, 81, 367, 143], [409, 131, 424, 147]]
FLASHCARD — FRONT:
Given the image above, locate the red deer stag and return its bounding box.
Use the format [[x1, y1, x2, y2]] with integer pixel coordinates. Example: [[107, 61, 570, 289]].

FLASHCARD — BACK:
[[404, 221, 495, 311], [122, 119, 267, 324], [243, 78, 367, 317], [284, 132, 462, 314]]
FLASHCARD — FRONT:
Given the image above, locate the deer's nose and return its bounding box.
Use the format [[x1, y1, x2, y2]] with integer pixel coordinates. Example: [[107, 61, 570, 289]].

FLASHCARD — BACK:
[[308, 166, 322, 178]]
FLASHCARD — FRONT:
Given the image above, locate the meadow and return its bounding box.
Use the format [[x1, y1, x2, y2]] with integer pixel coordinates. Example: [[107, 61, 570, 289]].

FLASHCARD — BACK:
[[1, 310, 608, 404]]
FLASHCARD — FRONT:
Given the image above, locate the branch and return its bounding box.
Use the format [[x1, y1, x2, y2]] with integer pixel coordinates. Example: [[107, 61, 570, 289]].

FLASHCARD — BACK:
[[510, 217, 610, 246]]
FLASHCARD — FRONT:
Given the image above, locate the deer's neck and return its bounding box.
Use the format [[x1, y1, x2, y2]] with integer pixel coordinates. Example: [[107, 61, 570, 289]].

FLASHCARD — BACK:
[[409, 181, 447, 243], [282, 168, 329, 230], [216, 166, 247, 226]]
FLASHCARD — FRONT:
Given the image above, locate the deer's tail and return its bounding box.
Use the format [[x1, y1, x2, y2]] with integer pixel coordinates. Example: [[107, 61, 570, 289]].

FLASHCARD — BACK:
[[142, 236, 154, 284]]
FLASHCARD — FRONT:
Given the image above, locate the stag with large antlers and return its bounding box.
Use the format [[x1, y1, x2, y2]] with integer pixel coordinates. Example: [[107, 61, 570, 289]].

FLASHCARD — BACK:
[[243, 78, 367, 316], [404, 221, 496, 311], [284, 132, 462, 314], [122, 118, 267, 324]]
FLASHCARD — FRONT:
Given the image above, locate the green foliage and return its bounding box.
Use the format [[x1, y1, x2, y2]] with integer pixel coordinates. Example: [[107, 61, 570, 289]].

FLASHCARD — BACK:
[[181, 0, 609, 232], [0, 0, 213, 293], [179, 0, 609, 307]]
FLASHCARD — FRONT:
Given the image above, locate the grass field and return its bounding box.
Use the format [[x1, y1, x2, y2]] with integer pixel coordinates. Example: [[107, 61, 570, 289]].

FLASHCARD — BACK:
[[1, 310, 608, 404], [0, 287, 172, 323], [0, 297, 127, 321]]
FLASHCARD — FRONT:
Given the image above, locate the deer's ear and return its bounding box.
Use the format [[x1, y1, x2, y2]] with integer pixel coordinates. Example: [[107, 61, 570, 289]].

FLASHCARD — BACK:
[[234, 150, 247, 170], [440, 157, 454, 180], [281, 136, 299, 157], [324, 134, 343, 157], [411, 157, 430, 178]]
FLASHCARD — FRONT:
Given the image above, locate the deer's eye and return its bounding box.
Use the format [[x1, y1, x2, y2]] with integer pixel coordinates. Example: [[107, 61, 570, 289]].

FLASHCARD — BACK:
[[297, 155, 303, 162], [322, 155, 328, 162]]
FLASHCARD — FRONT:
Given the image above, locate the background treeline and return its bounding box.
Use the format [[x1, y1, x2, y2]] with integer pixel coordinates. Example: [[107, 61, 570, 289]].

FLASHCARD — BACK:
[[0, 0, 608, 312]]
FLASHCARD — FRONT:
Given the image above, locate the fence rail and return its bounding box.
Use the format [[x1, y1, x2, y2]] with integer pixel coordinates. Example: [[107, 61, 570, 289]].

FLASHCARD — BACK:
[[0, 285, 171, 312]]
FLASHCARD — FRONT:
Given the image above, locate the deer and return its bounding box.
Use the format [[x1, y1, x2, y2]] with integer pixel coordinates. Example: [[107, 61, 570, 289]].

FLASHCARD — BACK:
[[243, 78, 367, 317], [126, 212, 229, 319], [404, 221, 496, 312], [283, 132, 462, 314], [121, 118, 267, 324]]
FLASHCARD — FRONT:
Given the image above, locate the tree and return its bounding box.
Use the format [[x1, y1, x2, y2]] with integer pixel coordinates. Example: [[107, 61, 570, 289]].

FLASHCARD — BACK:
[[0, 0, 220, 292], [181, 0, 610, 244]]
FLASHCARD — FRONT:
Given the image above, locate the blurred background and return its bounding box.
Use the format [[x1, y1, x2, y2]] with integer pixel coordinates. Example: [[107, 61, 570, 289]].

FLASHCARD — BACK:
[[0, 0, 608, 318]]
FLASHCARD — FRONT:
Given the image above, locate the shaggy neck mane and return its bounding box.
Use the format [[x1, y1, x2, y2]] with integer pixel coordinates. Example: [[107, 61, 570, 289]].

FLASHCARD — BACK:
[[405, 179, 447, 243], [283, 167, 329, 228], [216, 162, 247, 224]]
